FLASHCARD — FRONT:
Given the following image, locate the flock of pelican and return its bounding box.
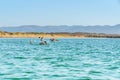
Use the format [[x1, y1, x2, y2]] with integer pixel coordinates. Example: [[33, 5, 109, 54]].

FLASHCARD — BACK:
[[30, 37, 58, 45]]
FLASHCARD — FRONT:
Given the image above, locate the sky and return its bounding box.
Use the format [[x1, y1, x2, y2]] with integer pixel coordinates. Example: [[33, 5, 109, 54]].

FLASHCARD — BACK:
[[0, 0, 120, 27]]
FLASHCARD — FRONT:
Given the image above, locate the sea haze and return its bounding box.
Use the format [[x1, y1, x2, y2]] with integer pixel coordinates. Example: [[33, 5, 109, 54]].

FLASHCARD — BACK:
[[0, 24, 120, 34]]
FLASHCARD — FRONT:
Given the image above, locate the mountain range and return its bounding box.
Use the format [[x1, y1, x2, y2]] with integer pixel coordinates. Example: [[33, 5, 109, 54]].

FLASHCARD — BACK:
[[0, 24, 120, 34]]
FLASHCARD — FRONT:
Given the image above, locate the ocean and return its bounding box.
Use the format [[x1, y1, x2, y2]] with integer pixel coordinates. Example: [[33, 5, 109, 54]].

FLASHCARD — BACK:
[[0, 38, 120, 80]]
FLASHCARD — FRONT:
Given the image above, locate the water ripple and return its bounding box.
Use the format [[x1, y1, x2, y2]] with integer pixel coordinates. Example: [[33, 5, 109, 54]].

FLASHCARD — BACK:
[[0, 38, 120, 80]]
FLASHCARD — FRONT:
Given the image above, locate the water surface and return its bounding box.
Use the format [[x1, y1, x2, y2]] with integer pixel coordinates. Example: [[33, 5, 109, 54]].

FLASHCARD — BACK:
[[0, 38, 120, 80]]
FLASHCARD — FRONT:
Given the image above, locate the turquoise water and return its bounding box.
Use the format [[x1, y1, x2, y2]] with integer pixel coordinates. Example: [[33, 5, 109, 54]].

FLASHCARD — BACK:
[[0, 38, 120, 80]]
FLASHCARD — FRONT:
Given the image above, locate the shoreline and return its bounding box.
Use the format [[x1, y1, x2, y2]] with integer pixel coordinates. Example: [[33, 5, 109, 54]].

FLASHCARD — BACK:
[[1, 32, 120, 38]]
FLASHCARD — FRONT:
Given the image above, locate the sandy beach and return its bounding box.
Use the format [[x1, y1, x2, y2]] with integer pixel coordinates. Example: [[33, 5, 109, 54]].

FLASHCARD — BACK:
[[1, 31, 120, 38], [0, 32, 86, 38]]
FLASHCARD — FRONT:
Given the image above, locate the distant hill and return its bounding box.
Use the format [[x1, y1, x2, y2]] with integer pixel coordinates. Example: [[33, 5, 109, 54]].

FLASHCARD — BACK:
[[0, 24, 120, 34]]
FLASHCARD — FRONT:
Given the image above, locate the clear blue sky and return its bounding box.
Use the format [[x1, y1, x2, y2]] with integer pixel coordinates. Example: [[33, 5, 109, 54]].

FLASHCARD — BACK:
[[0, 0, 120, 26]]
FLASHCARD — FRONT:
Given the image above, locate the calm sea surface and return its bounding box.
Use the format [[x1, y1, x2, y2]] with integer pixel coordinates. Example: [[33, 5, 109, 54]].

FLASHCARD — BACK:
[[0, 38, 120, 80]]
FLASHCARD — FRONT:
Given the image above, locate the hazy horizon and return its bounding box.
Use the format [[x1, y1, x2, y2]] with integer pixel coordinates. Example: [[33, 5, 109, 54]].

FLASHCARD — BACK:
[[1, 24, 120, 34]]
